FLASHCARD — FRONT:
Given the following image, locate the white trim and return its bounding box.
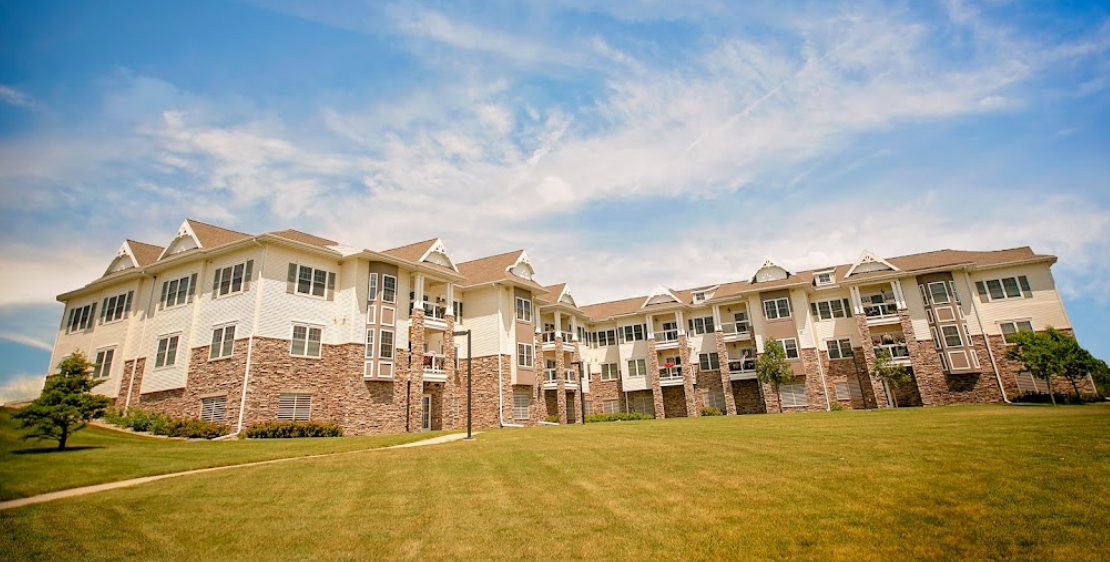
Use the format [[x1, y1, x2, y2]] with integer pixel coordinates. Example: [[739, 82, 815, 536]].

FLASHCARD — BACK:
[[381, 306, 396, 327], [813, 270, 836, 286], [363, 361, 375, 379], [845, 249, 899, 277], [366, 304, 377, 325], [290, 323, 323, 358]]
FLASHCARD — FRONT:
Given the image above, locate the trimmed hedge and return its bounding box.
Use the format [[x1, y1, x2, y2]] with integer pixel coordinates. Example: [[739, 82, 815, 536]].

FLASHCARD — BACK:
[[244, 421, 343, 438], [1010, 392, 1101, 405], [585, 412, 654, 423], [700, 407, 723, 416], [543, 415, 560, 423], [104, 408, 229, 439]]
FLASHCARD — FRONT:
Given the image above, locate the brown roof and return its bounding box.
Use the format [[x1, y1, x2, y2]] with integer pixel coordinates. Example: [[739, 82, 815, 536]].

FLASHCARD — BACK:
[[268, 229, 338, 249], [536, 283, 567, 305], [456, 250, 547, 292], [383, 238, 438, 263], [187, 219, 252, 249], [579, 295, 648, 322], [127, 240, 164, 267]]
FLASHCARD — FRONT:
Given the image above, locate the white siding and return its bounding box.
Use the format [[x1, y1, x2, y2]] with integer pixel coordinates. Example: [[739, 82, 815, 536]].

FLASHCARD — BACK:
[[810, 290, 857, 350], [970, 264, 1070, 334], [142, 260, 205, 393], [901, 275, 931, 340], [255, 245, 345, 345], [791, 289, 816, 349], [458, 287, 502, 358]]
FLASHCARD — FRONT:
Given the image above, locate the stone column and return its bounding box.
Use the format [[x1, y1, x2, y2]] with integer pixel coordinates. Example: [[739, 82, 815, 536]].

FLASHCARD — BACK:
[[533, 331, 546, 422], [571, 339, 583, 422], [898, 310, 940, 406], [678, 333, 698, 417], [761, 381, 781, 413], [714, 332, 737, 415], [554, 336, 567, 424], [443, 314, 458, 429], [408, 308, 425, 431], [646, 338, 664, 418], [854, 315, 889, 408]]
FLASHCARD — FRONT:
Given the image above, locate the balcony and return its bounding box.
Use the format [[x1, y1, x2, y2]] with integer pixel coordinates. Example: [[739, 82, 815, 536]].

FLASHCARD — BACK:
[[422, 353, 447, 382], [721, 321, 752, 342], [861, 295, 900, 326], [654, 329, 680, 350], [413, 301, 449, 330], [873, 343, 911, 363], [658, 366, 684, 386], [540, 331, 575, 350], [728, 357, 757, 381]]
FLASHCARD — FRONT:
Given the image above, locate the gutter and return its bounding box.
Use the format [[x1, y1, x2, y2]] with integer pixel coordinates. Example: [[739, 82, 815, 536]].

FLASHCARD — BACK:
[[495, 283, 525, 428], [964, 270, 1009, 404], [125, 272, 158, 411], [231, 238, 268, 437]]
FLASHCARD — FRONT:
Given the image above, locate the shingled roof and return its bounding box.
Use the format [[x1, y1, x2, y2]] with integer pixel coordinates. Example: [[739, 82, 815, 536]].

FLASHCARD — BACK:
[[383, 238, 438, 263], [127, 240, 164, 267], [268, 229, 338, 250], [456, 250, 547, 292], [187, 219, 252, 248]]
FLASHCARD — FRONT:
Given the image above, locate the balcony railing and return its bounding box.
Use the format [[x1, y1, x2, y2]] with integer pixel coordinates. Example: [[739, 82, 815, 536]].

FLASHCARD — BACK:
[[413, 301, 448, 321], [658, 367, 683, 381], [541, 331, 574, 344], [564, 368, 577, 382], [544, 368, 557, 383], [654, 330, 679, 343], [874, 343, 910, 360], [422, 354, 446, 374], [727, 358, 756, 373], [721, 321, 751, 336]]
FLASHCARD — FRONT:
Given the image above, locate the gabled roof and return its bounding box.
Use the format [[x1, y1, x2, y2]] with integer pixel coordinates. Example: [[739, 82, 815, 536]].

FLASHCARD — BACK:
[[104, 239, 164, 276], [845, 250, 899, 277], [383, 238, 460, 276], [128, 240, 164, 267], [159, 219, 251, 260], [642, 285, 683, 308], [751, 257, 791, 283], [580, 295, 649, 322], [268, 229, 337, 249], [456, 250, 547, 292], [384, 238, 438, 263]]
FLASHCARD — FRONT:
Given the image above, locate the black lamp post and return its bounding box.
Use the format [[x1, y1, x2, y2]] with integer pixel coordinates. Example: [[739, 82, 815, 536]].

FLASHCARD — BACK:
[[453, 329, 473, 440]]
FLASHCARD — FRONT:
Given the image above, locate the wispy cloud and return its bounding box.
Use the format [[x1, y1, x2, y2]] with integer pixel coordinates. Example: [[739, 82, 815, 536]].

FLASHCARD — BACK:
[[0, 373, 45, 405], [0, 332, 53, 352], [0, 84, 36, 109]]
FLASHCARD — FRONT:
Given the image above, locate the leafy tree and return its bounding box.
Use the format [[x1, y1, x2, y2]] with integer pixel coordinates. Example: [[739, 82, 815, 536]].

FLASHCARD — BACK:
[[871, 348, 911, 408], [1091, 357, 1110, 398], [14, 351, 112, 450], [756, 339, 794, 414], [1006, 327, 1099, 403]]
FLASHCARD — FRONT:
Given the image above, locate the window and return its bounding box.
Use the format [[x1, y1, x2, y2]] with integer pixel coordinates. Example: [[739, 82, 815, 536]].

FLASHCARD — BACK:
[[277, 393, 311, 421], [453, 301, 464, 319], [364, 329, 375, 358], [689, 316, 714, 335], [513, 390, 530, 421], [763, 297, 791, 320], [928, 282, 950, 304], [92, 348, 115, 379], [812, 299, 851, 320], [577, 326, 589, 343], [291, 325, 323, 357], [595, 329, 618, 346], [517, 343, 534, 368], [603, 399, 620, 414], [161, 274, 196, 308], [780, 383, 807, 408], [919, 284, 930, 306], [200, 396, 226, 422], [619, 324, 646, 343], [627, 359, 647, 377], [631, 393, 654, 415], [1015, 371, 1048, 393], [100, 291, 132, 324], [515, 297, 533, 322], [932, 328, 942, 349], [294, 265, 329, 297], [827, 338, 853, 360], [209, 325, 236, 360], [734, 311, 750, 333], [367, 273, 378, 301], [948, 281, 962, 305], [693, 291, 708, 303], [155, 335, 179, 368], [698, 353, 721, 371], [941, 325, 963, 347], [938, 351, 950, 371], [705, 389, 726, 411], [382, 274, 398, 303], [1000, 320, 1034, 344], [781, 338, 799, 360], [835, 383, 850, 401], [600, 363, 620, 381], [814, 271, 835, 286], [214, 261, 252, 297], [66, 303, 96, 333], [379, 330, 394, 359], [976, 276, 1031, 302]]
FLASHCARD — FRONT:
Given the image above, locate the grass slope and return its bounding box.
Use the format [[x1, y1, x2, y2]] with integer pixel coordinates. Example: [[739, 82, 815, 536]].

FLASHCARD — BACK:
[[4, 404, 1110, 561], [0, 408, 438, 501]]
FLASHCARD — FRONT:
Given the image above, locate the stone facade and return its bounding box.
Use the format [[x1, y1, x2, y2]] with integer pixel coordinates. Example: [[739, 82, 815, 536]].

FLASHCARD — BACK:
[[678, 333, 698, 417], [646, 339, 665, 418], [853, 315, 891, 408], [987, 330, 1095, 398], [661, 386, 688, 417], [821, 352, 869, 410], [730, 380, 766, 414], [799, 349, 829, 413], [714, 332, 738, 415]]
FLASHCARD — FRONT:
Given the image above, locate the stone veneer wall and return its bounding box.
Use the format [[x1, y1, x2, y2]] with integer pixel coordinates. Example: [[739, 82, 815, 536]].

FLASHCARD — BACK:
[[987, 329, 1095, 398], [853, 316, 891, 408], [589, 379, 623, 414], [821, 353, 869, 410], [730, 380, 766, 414], [799, 349, 829, 413], [695, 368, 725, 414], [714, 332, 738, 414], [117, 357, 147, 409], [661, 386, 688, 417]]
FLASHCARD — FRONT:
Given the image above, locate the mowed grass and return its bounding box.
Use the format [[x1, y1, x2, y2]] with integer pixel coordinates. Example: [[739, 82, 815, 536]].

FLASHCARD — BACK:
[[4, 404, 1110, 561], [0, 408, 439, 501]]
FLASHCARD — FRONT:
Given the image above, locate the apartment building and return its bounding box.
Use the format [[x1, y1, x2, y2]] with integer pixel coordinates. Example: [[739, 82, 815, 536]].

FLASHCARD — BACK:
[[48, 219, 1092, 435]]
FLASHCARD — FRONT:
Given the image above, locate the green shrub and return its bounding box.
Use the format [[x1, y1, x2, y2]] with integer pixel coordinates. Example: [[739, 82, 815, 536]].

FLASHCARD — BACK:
[[543, 415, 560, 423], [829, 402, 846, 412], [584, 412, 654, 423], [104, 408, 228, 439], [700, 407, 723, 416], [1010, 392, 1101, 405], [244, 421, 343, 438]]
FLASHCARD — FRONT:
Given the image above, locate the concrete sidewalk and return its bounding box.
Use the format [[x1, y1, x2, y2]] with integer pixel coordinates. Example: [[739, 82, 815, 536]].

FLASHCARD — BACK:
[[0, 432, 476, 511]]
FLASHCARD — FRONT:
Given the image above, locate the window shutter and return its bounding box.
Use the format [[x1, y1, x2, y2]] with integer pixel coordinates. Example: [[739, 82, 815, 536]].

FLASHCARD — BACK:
[[125, 291, 134, 318], [1018, 276, 1032, 298], [159, 281, 169, 311], [86, 303, 97, 332], [243, 260, 254, 292], [212, 267, 222, 298], [100, 298, 109, 324], [810, 303, 818, 317], [287, 264, 297, 293], [326, 272, 337, 301], [187, 273, 198, 304], [843, 299, 853, 317], [975, 281, 989, 302]]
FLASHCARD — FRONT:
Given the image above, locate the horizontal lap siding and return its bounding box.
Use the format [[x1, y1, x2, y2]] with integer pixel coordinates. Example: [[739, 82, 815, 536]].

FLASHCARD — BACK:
[[970, 265, 1070, 334]]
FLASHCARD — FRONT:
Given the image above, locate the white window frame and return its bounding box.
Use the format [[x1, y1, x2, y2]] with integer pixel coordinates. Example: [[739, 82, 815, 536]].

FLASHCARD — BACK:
[[515, 297, 533, 322], [200, 396, 227, 422], [67, 303, 96, 333], [827, 338, 853, 360], [780, 383, 807, 408], [162, 275, 194, 308], [290, 324, 323, 358], [92, 347, 115, 379], [941, 325, 963, 348], [294, 265, 329, 298], [999, 320, 1034, 344], [379, 329, 395, 359], [763, 297, 791, 320], [363, 361, 375, 379], [835, 383, 851, 401], [781, 338, 799, 360], [517, 343, 534, 368], [367, 272, 378, 301], [215, 261, 249, 298], [932, 327, 942, 350], [928, 282, 950, 304], [627, 358, 647, 377], [366, 304, 376, 324], [155, 334, 180, 368], [381, 274, 397, 304], [365, 328, 376, 358], [814, 299, 849, 320], [814, 271, 835, 286], [101, 291, 131, 324], [512, 390, 530, 421], [690, 316, 714, 335], [209, 324, 236, 360], [980, 276, 1029, 302], [600, 363, 620, 381], [620, 324, 646, 343], [698, 352, 721, 371], [595, 329, 617, 347], [277, 393, 312, 422]]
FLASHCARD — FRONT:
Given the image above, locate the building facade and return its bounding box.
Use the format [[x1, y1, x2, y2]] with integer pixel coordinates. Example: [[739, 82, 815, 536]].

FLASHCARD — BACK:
[[48, 220, 1093, 435]]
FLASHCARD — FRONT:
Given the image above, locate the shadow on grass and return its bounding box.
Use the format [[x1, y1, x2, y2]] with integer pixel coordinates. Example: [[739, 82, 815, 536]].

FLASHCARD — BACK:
[[11, 446, 105, 455]]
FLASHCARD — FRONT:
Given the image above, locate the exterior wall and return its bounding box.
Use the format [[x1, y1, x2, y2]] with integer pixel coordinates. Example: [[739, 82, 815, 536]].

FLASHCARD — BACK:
[[970, 264, 1071, 332], [661, 386, 688, 417], [731, 380, 766, 414]]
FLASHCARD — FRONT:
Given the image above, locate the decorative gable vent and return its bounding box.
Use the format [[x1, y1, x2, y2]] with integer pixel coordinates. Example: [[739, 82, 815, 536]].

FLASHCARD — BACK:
[[642, 285, 682, 307], [845, 250, 899, 277], [105, 241, 138, 275], [508, 251, 535, 280], [420, 239, 458, 271], [752, 258, 790, 283], [159, 220, 201, 259]]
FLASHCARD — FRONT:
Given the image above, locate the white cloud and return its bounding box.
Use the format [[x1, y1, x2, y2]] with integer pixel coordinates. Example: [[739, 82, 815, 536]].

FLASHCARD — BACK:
[[0, 332, 53, 352], [0, 85, 36, 109], [0, 373, 45, 405]]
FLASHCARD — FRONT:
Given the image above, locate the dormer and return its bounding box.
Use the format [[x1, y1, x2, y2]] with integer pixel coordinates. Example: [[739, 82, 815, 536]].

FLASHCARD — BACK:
[[419, 239, 458, 272], [558, 286, 577, 307], [104, 241, 139, 275], [159, 220, 201, 259], [752, 258, 790, 283], [507, 251, 535, 280], [845, 250, 899, 277], [691, 285, 719, 303], [642, 285, 682, 308], [813, 270, 836, 287]]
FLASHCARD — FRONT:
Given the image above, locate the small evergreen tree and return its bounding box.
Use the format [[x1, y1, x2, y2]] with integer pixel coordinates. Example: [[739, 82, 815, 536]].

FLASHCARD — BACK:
[[756, 339, 794, 414], [1007, 327, 1101, 402], [14, 351, 112, 450], [871, 348, 911, 407]]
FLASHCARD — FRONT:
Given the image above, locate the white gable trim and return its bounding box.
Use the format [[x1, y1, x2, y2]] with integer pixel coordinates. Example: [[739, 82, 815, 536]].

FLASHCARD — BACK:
[[845, 250, 900, 277], [751, 257, 790, 283], [418, 239, 458, 272], [158, 220, 201, 260], [558, 286, 577, 307], [642, 285, 682, 308], [507, 251, 535, 280], [105, 241, 139, 275]]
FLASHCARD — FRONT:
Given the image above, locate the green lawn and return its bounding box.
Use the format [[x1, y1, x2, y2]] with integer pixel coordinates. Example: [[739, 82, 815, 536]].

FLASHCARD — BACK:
[[4, 404, 1110, 561], [0, 408, 439, 501]]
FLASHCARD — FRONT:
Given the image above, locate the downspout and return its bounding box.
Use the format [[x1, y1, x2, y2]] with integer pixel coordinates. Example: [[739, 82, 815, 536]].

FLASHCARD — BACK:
[[806, 306, 832, 411], [965, 270, 1009, 403], [496, 283, 524, 428], [125, 272, 158, 411], [221, 238, 267, 439]]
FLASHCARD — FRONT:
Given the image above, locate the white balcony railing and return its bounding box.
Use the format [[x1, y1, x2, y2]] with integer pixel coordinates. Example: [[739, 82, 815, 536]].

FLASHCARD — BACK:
[[874, 343, 910, 360], [541, 331, 575, 344], [658, 367, 683, 381], [564, 368, 577, 382], [654, 330, 679, 343], [727, 358, 756, 373], [413, 301, 448, 321], [423, 354, 446, 374], [544, 368, 557, 383]]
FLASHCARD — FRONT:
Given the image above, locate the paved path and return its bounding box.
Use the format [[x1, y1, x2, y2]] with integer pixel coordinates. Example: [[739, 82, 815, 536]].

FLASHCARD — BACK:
[[0, 432, 476, 512]]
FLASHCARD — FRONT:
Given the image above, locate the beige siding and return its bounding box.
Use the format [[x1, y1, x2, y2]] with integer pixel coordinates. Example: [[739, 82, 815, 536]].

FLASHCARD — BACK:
[[970, 264, 1070, 334], [457, 286, 502, 358]]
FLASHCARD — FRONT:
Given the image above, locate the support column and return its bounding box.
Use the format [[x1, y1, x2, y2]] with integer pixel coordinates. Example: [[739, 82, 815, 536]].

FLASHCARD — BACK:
[[554, 336, 567, 424], [443, 313, 458, 429], [715, 331, 737, 415], [408, 308, 426, 431], [854, 314, 890, 408], [646, 338, 664, 418], [533, 331, 545, 422], [678, 333, 698, 417]]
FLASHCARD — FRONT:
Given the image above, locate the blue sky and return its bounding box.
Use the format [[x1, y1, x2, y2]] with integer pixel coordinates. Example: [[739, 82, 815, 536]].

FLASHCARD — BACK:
[[1, 0, 1108, 402]]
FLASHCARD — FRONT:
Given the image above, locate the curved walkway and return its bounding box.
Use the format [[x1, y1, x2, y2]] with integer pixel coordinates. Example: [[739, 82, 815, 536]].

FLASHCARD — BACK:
[[0, 432, 475, 511]]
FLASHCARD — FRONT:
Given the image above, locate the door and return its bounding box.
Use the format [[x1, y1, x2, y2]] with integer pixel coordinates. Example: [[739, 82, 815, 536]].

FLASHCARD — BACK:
[[421, 394, 432, 431]]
